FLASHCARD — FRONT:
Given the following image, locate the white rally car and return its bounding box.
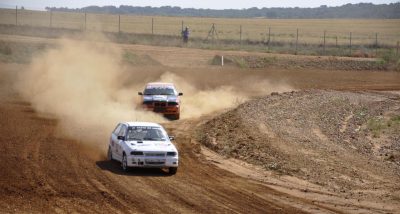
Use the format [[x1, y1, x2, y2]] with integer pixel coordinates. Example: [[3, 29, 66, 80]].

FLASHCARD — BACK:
[[107, 122, 179, 175]]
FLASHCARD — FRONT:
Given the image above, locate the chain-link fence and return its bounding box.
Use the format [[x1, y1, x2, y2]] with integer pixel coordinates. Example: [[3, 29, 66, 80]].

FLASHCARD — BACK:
[[0, 8, 399, 57]]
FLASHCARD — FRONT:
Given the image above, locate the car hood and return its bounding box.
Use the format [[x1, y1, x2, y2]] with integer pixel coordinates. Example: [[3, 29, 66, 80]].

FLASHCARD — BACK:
[[126, 141, 177, 152], [143, 95, 179, 102]]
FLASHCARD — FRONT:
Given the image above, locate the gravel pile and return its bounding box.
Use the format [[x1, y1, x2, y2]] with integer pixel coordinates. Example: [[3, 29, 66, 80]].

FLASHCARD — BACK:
[[196, 90, 400, 194]]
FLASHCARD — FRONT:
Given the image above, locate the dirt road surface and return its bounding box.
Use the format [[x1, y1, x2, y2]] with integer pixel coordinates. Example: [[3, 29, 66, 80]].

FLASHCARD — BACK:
[[1, 34, 400, 213]]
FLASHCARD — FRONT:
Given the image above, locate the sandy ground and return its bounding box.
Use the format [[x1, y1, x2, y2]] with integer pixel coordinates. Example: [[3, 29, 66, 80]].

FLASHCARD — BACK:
[[1, 34, 400, 213]]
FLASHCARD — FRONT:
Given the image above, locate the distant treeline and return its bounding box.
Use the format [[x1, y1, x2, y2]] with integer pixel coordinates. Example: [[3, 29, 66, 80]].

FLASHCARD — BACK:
[[45, 3, 400, 19]]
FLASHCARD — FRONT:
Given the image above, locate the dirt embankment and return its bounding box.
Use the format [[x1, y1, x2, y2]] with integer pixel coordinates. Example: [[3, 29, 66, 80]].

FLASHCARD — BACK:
[[211, 54, 395, 71], [197, 90, 400, 206]]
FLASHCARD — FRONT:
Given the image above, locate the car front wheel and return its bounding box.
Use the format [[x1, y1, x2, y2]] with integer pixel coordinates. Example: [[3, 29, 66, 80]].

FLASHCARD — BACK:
[[121, 153, 129, 172], [107, 147, 113, 161], [168, 167, 178, 175]]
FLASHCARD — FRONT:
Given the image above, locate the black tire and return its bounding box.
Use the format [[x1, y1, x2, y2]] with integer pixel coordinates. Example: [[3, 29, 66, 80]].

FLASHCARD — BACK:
[[107, 147, 113, 161], [175, 114, 180, 120], [168, 167, 178, 175], [121, 153, 129, 172]]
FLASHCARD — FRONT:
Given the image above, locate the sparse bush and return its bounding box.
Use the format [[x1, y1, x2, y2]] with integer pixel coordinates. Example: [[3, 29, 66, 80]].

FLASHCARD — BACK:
[[387, 115, 400, 127], [367, 117, 385, 138], [232, 57, 248, 68], [0, 41, 12, 55], [367, 115, 400, 138]]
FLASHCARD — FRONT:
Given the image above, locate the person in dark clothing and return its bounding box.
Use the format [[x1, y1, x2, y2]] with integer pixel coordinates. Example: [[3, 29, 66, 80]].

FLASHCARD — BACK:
[[182, 26, 189, 43]]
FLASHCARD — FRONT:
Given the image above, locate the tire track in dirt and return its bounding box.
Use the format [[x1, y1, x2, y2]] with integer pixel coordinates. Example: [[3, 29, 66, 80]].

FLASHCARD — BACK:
[[0, 89, 310, 213]]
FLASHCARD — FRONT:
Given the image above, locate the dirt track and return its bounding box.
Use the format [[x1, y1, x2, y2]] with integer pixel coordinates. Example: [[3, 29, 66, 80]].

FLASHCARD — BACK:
[[0, 68, 310, 213], [1, 35, 400, 213]]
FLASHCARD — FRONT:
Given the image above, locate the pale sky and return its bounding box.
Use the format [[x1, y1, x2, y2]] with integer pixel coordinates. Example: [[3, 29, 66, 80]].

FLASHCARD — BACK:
[[0, 0, 398, 10]]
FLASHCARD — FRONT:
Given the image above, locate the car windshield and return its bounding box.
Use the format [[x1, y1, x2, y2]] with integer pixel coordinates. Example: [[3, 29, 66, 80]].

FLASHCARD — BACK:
[[144, 87, 175, 96], [126, 126, 167, 141]]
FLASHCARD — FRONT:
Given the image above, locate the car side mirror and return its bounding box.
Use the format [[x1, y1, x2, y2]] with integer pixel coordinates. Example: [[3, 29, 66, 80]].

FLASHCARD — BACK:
[[138, 92, 143, 95], [169, 136, 175, 141], [178, 92, 183, 96], [117, 136, 125, 140]]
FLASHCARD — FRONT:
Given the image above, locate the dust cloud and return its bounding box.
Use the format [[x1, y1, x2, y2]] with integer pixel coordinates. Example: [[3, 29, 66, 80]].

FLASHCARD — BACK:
[[15, 38, 164, 147], [15, 36, 292, 148], [158, 72, 247, 118], [158, 72, 292, 118]]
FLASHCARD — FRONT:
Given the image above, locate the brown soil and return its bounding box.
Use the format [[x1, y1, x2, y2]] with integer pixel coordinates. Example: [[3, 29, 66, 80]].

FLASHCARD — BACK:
[[1, 34, 400, 213], [197, 90, 400, 212], [0, 65, 305, 213]]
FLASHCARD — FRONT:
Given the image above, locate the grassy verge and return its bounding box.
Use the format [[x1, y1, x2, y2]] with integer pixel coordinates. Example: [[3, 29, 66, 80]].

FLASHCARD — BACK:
[[0, 24, 399, 70]]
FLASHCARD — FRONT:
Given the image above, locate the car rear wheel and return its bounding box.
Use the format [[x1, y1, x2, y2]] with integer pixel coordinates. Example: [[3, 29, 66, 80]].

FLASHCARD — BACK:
[[168, 167, 178, 175], [121, 153, 129, 172], [107, 147, 113, 161]]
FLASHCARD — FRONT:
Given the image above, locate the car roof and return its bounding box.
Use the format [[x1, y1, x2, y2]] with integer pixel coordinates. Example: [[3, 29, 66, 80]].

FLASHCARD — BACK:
[[122, 122, 163, 128], [146, 82, 175, 87]]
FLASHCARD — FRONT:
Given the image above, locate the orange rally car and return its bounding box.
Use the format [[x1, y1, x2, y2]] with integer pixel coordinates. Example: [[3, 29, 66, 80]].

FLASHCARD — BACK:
[[138, 82, 183, 120]]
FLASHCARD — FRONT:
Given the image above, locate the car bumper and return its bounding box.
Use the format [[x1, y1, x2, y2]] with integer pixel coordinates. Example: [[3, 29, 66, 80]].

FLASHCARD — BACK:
[[127, 155, 179, 168], [143, 105, 180, 115]]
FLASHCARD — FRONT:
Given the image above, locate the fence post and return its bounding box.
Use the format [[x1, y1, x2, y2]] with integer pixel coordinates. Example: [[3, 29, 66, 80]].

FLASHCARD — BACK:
[[349, 32, 352, 56], [15, 6, 17, 26], [375, 33, 378, 56], [295, 28, 298, 55], [49, 10, 52, 28], [240, 25, 242, 47], [323, 30, 326, 55], [336, 36, 338, 48], [212, 23, 215, 45], [84, 13, 87, 30], [268, 27, 271, 51], [181, 21, 184, 33], [397, 41, 399, 56], [118, 15, 120, 33], [151, 18, 154, 35]]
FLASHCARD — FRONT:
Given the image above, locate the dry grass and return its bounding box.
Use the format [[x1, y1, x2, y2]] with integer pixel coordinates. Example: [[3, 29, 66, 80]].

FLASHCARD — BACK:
[[1, 8, 400, 46]]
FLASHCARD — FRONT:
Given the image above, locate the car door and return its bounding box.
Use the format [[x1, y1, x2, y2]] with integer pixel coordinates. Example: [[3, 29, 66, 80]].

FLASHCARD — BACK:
[[111, 124, 122, 159], [115, 124, 127, 161]]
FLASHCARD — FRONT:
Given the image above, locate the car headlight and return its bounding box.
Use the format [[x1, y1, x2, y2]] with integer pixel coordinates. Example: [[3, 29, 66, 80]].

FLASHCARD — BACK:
[[167, 152, 177, 156], [131, 151, 144, 156]]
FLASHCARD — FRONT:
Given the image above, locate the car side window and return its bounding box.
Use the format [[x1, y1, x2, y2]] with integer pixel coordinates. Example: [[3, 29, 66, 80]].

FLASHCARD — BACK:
[[113, 124, 122, 135], [118, 125, 127, 137]]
